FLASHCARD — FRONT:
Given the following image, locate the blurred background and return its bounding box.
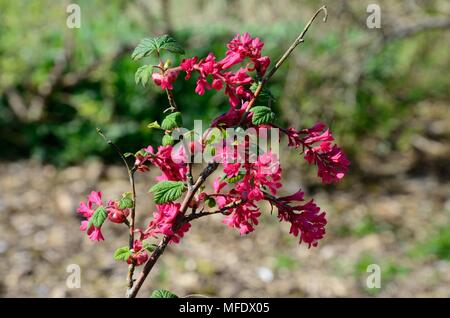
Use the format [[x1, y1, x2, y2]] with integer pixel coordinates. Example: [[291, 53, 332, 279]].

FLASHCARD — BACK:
[[0, 0, 449, 297]]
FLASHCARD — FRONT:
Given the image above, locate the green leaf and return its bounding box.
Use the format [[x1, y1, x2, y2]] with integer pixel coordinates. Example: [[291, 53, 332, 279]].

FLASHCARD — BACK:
[[90, 206, 108, 228], [131, 35, 184, 61], [124, 152, 134, 158], [250, 106, 275, 125], [135, 65, 153, 87], [151, 289, 178, 298], [114, 246, 131, 261], [156, 35, 185, 55], [162, 134, 174, 146], [147, 121, 161, 130], [161, 112, 182, 130], [149, 181, 186, 204], [118, 192, 133, 209], [206, 197, 216, 208]]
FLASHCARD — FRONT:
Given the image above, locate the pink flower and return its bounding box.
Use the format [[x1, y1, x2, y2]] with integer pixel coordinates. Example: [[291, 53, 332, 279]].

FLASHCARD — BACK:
[[212, 78, 223, 90], [134, 146, 154, 172], [87, 191, 102, 206], [223, 202, 261, 235], [80, 220, 105, 241], [152, 70, 179, 90], [87, 226, 105, 241], [180, 56, 198, 79], [225, 33, 264, 62], [77, 201, 93, 218], [127, 240, 149, 266], [107, 201, 130, 224], [195, 76, 210, 95], [219, 51, 242, 70], [223, 162, 241, 177], [254, 56, 271, 75]]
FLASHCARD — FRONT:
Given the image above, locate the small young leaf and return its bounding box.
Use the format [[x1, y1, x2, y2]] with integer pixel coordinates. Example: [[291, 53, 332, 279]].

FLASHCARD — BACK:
[[250, 106, 275, 125], [147, 121, 161, 130], [135, 65, 153, 87], [161, 112, 182, 130], [149, 181, 186, 204], [131, 35, 184, 61], [124, 152, 134, 158], [119, 197, 133, 209], [114, 246, 132, 261], [227, 171, 245, 183], [118, 192, 133, 209], [206, 197, 216, 208], [91, 206, 108, 228], [151, 289, 178, 298], [162, 134, 174, 146]]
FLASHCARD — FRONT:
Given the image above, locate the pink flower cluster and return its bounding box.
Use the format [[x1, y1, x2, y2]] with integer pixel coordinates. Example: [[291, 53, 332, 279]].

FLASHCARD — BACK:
[[282, 123, 350, 184], [77, 191, 130, 241], [153, 33, 270, 107], [213, 151, 282, 235]]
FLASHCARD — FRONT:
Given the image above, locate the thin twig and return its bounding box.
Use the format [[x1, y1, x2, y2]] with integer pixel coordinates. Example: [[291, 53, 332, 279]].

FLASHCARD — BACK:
[[265, 6, 328, 82], [186, 200, 243, 221], [96, 128, 138, 295], [164, 89, 178, 113]]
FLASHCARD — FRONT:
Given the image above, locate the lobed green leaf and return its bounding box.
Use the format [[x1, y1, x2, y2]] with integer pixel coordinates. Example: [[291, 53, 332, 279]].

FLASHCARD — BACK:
[[161, 112, 182, 130], [250, 106, 275, 125], [149, 181, 186, 204], [151, 289, 178, 298]]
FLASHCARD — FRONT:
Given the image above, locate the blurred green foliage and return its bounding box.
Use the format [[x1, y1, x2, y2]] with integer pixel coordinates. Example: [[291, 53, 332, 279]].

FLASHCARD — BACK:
[[1, 0, 449, 167], [410, 226, 450, 261]]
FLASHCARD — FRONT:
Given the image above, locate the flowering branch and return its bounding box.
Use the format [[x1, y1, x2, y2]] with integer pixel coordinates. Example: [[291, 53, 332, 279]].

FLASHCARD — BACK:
[[77, 5, 349, 299]]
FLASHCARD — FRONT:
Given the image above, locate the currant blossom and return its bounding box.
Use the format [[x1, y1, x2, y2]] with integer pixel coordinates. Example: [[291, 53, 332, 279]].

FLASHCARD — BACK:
[[127, 240, 149, 266]]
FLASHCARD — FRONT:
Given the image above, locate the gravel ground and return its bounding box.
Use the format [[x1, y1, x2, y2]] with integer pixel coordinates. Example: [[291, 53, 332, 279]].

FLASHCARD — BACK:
[[0, 160, 449, 297]]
